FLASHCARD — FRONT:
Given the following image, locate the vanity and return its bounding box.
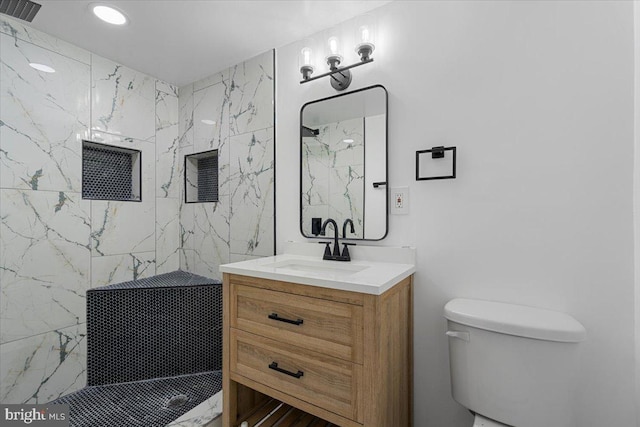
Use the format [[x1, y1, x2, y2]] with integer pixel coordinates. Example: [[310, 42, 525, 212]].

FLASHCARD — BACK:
[[220, 245, 415, 427], [219, 85, 410, 426]]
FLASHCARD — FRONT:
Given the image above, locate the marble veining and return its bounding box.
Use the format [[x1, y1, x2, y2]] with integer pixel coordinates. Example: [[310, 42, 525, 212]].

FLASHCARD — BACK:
[[0, 16, 90, 65], [91, 201, 156, 256], [193, 68, 229, 92], [91, 252, 156, 287], [179, 51, 275, 276], [229, 128, 274, 257], [194, 81, 229, 153], [229, 50, 274, 136], [156, 198, 180, 274], [191, 198, 231, 280], [178, 84, 194, 147], [0, 21, 184, 409], [301, 118, 365, 238], [91, 55, 155, 142], [156, 79, 178, 97], [88, 133, 156, 256], [156, 89, 180, 198], [1, 18, 274, 412], [0, 33, 90, 192], [0, 324, 86, 403], [0, 189, 90, 344]]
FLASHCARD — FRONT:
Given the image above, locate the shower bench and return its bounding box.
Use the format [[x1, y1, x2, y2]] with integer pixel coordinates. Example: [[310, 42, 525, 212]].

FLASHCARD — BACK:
[[51, 271, 223, 427]]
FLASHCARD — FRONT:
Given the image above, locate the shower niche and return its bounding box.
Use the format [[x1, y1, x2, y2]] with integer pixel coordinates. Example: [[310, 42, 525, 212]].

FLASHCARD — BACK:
[[82, 140, 142, 201], [184, 149, 219, 203]]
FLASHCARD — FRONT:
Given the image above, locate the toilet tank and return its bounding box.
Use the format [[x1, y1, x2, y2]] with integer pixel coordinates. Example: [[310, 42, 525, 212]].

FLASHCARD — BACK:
[[444, 299, 586, 427]]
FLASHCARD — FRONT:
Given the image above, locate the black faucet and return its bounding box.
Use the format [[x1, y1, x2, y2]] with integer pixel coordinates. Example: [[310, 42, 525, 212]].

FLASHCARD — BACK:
[[320, 219, 340, 260], [341, 219, 356, 260], [319, 218, 355, 262], [318, 218, 349, 261], [342, 219, 354, 238]]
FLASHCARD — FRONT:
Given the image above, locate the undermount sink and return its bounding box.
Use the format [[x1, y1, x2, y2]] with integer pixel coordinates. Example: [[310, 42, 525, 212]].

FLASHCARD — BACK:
[[263, 259, 368, 276]]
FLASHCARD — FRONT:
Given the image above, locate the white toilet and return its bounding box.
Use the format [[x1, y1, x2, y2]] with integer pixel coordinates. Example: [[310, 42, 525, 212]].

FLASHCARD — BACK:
[[444, 298, 586, 427]]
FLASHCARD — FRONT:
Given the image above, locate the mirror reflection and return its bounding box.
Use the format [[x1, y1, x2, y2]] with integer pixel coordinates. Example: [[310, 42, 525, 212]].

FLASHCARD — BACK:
[[300, 85, 387, 240]]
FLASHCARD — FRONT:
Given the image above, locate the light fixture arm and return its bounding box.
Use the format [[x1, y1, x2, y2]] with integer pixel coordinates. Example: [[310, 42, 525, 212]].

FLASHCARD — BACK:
[[299, 58, 373, 86]]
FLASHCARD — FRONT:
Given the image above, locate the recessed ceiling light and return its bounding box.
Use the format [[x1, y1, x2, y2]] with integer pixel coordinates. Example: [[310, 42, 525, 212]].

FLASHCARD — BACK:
[[92, 4, 128, 25], [201, 120, 216, 125], [29, 63, 55, 73], [342, 138, 355, 144]]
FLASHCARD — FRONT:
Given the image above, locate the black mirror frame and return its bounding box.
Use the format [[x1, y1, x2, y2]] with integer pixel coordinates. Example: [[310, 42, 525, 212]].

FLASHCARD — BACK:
[[299, 84, 389, 241]]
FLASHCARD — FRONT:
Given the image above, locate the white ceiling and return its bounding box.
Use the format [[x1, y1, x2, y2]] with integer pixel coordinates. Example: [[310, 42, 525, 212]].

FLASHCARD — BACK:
[[25, 0, 391, 87]]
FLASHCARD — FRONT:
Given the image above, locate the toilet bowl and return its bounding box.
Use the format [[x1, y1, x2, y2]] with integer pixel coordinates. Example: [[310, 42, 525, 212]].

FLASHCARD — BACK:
[[444, 298, 586, 427]]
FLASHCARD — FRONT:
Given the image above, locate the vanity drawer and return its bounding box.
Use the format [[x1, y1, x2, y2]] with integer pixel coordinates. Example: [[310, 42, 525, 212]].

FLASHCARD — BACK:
[[231, 283, 363, 363], [230, 329, 362, 422]]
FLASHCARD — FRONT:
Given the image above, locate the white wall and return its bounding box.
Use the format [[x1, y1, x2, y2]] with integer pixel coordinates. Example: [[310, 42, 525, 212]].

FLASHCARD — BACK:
[[276, 1, 636, 426]]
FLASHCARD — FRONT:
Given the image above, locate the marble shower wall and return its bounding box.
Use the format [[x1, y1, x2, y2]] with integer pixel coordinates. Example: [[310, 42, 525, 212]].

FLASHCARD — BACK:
[[301, 118, 365, 238], [0, 16, 180, 403], [179, 51, 275, 278]]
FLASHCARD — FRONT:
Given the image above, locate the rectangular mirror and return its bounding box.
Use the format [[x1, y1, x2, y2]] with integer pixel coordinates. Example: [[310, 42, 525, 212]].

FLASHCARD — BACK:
[[300, 85, 388, 240]]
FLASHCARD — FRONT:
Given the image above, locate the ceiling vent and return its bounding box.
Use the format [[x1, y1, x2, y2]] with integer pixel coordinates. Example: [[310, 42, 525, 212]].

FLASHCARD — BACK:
[[0, 0, 41, 22]]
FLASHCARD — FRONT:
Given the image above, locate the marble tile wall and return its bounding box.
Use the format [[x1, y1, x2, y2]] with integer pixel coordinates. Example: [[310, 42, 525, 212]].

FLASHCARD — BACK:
[[179, 50, 275, 279], [301, 118, 365, 238], [0, 16, 180, 403]]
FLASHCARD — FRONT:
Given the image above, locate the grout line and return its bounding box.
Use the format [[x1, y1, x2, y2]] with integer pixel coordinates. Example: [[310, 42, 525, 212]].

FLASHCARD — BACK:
[[0, 322, 88, 346], [91, 250, 156, 258]]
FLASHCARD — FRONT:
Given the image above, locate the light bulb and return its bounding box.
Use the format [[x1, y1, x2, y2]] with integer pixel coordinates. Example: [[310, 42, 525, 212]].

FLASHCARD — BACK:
[[325, 33, 343, 70], [299, 45, 315, 80], [355, 15, 376, 61], [300, 47, 312, 67], [328, 37, 339, 55], [359, 26, 371, 43]]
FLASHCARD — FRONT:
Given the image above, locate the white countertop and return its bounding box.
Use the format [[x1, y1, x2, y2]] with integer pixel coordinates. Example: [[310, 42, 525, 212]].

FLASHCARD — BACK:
[[220, 243, 416, 295]]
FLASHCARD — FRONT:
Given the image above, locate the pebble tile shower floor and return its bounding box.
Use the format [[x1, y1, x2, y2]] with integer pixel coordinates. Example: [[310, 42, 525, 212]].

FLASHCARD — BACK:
[[51, 372, 221, 427], [50, 271, 223, 427]]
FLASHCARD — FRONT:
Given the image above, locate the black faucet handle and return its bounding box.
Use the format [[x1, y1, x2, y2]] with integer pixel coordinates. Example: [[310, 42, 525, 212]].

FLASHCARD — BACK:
[[318, 241, 332, 259], [341, 242, 356, 259]]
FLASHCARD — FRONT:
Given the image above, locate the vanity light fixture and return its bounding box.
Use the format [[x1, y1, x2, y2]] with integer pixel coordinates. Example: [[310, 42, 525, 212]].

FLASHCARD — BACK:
[[355, 18, 376, 61], [29, 62, 55, 73], [299, 18, 376, 91], [299, 46, 314, 81], [92, 4, 128, 25]]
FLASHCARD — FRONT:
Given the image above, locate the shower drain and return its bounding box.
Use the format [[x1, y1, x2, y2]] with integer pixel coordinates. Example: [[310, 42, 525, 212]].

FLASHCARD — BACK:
[[164, 394, 189, 409]]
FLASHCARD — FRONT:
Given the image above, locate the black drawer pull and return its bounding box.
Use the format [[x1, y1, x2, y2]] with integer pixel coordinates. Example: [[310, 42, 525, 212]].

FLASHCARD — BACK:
[[269, 362, 304, 379], [268, 313, 303, 326]]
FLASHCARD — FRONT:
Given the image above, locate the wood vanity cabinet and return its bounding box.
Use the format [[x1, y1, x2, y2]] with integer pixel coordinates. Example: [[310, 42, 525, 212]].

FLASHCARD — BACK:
[[222, 273, 413, 427]]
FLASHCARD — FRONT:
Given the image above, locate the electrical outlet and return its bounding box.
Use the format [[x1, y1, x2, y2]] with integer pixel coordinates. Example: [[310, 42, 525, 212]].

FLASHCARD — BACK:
[[391, 186, 409, 215]]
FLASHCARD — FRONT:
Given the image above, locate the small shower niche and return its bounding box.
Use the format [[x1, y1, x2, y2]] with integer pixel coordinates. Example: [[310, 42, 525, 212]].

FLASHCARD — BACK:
[[185, 150, 219, 203], [82, 140, 142, 201]]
